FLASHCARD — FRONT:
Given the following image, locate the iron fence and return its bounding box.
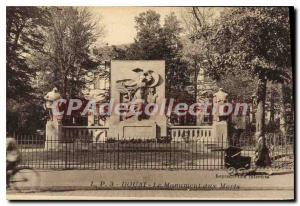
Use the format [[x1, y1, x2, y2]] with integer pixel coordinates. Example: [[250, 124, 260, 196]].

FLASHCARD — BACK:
[[11, 133, 294, 171]]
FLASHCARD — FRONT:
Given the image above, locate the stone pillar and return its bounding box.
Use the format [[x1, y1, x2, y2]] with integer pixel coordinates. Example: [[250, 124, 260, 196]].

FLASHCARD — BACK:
[[88, 111, 95, 126], [45, 120, 62, 150], [212, 121, 228, 148]]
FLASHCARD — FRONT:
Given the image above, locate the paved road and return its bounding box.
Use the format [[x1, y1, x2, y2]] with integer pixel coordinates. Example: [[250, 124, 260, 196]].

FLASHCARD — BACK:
[[8, 189, 294, 200], [7, 169, 294, 200]]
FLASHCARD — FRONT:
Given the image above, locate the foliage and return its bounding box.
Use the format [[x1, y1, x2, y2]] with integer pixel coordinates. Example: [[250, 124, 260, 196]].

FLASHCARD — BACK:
[[34, 7, 100, 98], [209, 7, 292, 166], [7, 6, 49, 101], [211, 7, 291, 81], [124, 10, 191, 97], [7, 98, 46, 134], [6, 7, 50, 134], [129, 10, 164, 60], [183, 7, 292, 165], [7, 7, 103, 133], [181, 8, 221, 99], [217, 74, 257, 103]]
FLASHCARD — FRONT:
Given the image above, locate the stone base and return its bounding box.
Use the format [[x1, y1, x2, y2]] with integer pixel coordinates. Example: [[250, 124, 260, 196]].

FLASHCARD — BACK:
[[108, 120, 158, 140], [91, 129, 107, 142], [45, 120, 61, 150], [212, 121, 228, 148]]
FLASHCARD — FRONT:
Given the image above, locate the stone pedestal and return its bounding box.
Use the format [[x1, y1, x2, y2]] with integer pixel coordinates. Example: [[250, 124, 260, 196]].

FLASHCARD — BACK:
[[45, 120, 62, 150], [108, 120, 159, 140], [212, 121, 228, 148]]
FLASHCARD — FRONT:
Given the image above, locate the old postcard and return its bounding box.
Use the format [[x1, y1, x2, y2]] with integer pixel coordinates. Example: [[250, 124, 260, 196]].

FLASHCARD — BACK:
[[6, 6, 294, 200]]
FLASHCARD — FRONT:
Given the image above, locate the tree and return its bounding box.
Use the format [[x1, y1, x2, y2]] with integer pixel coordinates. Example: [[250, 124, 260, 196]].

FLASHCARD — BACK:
[[7, 6, 49, 100], [128, 10, 163, 60], [6, 7, 50, 134], [208, 7, 292, 166], [182, 8, 220, 101], [162, 12, 190, 97], [35, 7, 100, 98], [127, 10, 191, 98]]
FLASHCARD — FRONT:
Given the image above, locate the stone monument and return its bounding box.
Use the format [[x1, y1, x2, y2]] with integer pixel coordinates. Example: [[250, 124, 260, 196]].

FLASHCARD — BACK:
[[196, 67, 218, 125], [108, 60, 167, 140], [44, 87, 62, 149], [212, 88, 229, 147]]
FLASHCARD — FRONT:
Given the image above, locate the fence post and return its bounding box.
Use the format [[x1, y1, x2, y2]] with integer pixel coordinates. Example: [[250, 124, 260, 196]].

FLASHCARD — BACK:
[[221, 134, 224, 169], [64, 142, 68, 169], [117, 134, 120, 169]]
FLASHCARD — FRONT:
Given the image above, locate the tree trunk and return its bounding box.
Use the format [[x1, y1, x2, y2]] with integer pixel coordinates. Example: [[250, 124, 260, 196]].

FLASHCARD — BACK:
[[255, 76, 271, 167], [194, 60, 199, 102], [193, 62, 198, 125], [279, 83, 287, 137], [269, 89, 275, 124], [255, 78, 266, 137]]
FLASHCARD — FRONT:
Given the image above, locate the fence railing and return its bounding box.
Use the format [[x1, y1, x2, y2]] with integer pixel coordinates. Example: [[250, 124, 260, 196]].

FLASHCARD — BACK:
[[15, 136, 226, 170], [12, 133, 294, 171], [230, 133, 294, 169], [62, 126, 109, 142]]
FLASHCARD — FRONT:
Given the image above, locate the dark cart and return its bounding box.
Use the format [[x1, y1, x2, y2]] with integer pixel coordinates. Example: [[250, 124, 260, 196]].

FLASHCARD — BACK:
[[225, 146, 251, 174]]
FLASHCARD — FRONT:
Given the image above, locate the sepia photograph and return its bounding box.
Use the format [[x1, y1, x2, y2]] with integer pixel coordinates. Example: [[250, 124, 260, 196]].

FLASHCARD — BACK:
[[6, 6, 294, 200]]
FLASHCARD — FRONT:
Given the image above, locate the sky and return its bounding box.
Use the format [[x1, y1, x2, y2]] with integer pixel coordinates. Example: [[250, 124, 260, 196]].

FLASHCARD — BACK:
[[88, 7, 187, 46]]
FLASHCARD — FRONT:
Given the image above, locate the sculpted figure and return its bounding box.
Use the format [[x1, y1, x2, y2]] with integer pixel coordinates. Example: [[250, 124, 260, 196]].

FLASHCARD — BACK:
[[43, 87, 61, 121], [147, 88, 158, 104], [214, 88, 228, 104], [213, 88, 229, 121], [116, 68, 160, 121]]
